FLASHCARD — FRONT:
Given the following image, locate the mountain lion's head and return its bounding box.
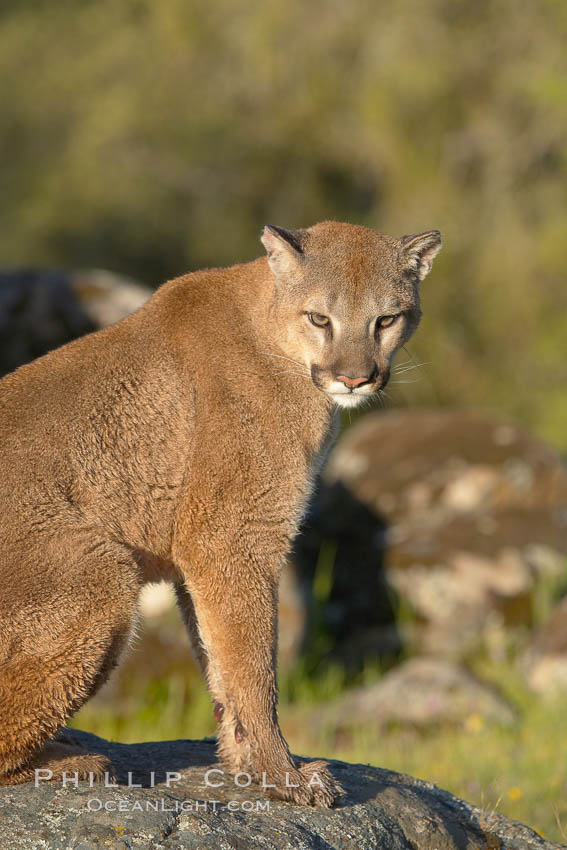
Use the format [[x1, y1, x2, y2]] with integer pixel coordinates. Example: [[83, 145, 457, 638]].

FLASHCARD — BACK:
[[261, 220, 441, 408]]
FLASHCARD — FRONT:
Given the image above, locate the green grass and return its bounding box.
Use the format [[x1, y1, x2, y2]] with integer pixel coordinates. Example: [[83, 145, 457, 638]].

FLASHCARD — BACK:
[[70, 615, 567, 843], [283, 660, 567, 843]]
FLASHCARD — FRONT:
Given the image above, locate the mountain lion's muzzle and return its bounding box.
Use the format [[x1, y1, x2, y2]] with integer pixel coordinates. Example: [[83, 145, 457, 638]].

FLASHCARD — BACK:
[[311, 362, 389, 407]]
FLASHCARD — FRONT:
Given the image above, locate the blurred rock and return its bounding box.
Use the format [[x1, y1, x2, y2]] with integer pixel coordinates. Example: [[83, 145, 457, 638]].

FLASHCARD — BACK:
[[0, 269, 95, 377], [331, 658, 515, 729], [305, 409, 567, 659], [72, 268, 152, 327], [0, 268, 151, 378], [524, 596, 567, 693], [292, 478, 401, 669]]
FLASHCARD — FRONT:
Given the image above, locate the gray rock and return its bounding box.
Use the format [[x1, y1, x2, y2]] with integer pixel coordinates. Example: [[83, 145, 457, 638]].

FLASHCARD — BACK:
[[0, 268, 151, 380], [0, 270, 96, 378], [0, 729, 561, 849], [71, 269, 152, 328], [330, 657, 516, 729]]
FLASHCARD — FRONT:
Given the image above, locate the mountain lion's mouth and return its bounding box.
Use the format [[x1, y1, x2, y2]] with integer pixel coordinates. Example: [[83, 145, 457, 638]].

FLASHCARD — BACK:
[[328, 390, 374, 409]]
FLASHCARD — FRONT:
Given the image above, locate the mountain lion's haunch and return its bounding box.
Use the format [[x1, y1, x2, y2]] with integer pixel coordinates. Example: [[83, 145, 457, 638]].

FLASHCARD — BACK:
[[0, 221, 441, 804]]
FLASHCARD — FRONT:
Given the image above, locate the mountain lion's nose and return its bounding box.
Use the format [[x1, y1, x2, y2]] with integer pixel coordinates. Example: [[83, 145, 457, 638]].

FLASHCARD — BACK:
[[336, 374, 372, 389]]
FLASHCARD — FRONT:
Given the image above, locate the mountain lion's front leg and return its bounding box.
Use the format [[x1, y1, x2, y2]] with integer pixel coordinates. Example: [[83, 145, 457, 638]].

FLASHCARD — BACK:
[[173, 497, 342, 806]]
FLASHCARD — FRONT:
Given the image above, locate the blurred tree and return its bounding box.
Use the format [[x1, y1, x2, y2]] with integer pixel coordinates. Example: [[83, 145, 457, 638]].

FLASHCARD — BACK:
[[0, 0, 566, 445]]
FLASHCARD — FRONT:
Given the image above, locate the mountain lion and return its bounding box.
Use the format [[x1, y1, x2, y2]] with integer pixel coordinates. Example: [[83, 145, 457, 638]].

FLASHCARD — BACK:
[[0, 221, 441, 804]]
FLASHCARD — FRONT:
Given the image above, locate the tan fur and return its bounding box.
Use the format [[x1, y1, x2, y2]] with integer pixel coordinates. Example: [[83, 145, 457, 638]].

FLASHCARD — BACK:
[[0, 221, 440, 804]]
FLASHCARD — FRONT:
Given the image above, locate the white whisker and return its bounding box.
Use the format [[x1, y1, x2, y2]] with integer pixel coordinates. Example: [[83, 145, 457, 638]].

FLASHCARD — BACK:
[[395, 346, 430, 372], [393, 361, 430, 374], [392, 357, 414, 370]]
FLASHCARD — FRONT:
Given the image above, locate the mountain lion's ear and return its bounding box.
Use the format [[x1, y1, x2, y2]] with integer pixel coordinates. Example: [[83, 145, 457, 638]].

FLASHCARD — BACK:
[[261, 225, 304, 277], [400, 230, 442, 281]]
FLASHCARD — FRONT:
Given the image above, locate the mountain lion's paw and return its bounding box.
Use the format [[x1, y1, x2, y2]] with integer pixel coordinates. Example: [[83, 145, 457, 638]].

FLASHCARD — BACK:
[[268, 760, 343, 807], [297, 760, 343, 807]]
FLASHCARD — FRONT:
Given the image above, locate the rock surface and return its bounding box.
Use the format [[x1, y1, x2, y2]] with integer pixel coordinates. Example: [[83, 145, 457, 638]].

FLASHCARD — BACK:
[[0, 729, 562, 850], [330, 657, 516, 729]]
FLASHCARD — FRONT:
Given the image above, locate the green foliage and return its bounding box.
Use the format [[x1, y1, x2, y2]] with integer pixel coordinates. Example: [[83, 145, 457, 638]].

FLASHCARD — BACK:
[[1, 0, 566, 446], [289, 666, 567, 843]]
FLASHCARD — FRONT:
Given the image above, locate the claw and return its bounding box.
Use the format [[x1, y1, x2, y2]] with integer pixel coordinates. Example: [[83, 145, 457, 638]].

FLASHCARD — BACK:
[[234, 721, 246, 743], [213, 701, 224, 723]]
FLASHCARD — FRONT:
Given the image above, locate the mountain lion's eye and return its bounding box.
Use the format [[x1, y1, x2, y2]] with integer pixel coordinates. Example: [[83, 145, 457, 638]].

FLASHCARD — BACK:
[[308, 313, 330, 328], [377, 314, 398, 329]]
